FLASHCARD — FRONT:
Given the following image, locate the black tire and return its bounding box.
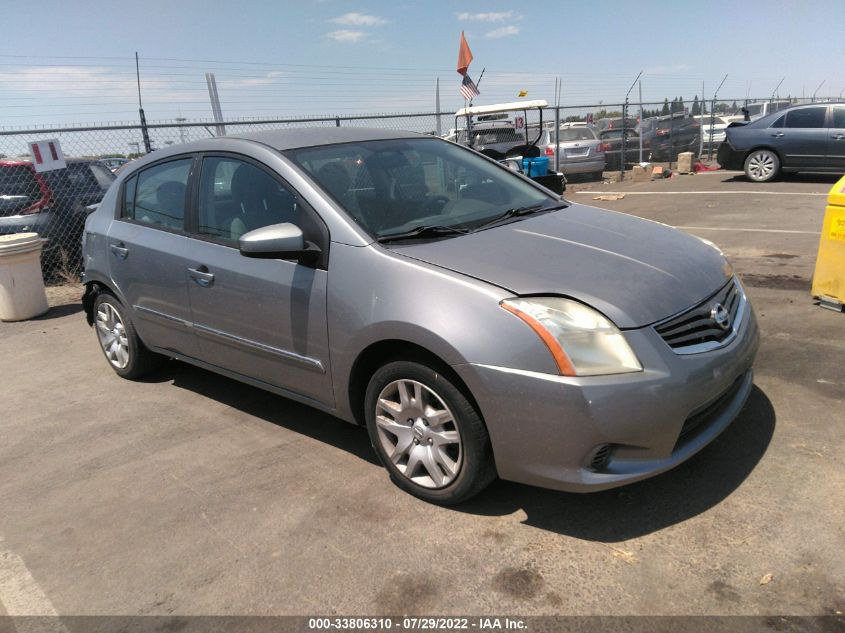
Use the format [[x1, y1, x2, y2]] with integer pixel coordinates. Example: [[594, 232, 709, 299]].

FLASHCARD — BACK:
[[364, 361, 496, 505], [744, 149, 780, 182], [592, 171, 604, 181], [92, 291, 164, 379]]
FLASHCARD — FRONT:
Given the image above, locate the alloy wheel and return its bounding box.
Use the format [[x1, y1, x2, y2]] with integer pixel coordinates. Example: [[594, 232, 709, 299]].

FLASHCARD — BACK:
[[746, 151, 776, 181]]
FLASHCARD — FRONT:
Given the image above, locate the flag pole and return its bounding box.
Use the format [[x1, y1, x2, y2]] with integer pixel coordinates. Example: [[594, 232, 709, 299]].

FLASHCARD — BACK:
[[470, 68, 485, 107]]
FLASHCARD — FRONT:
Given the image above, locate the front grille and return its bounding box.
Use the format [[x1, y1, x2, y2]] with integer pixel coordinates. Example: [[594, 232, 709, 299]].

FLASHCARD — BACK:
[[655, 279, 742, 353], [589, 444, 612, 471], [677, 375, 745, 445]]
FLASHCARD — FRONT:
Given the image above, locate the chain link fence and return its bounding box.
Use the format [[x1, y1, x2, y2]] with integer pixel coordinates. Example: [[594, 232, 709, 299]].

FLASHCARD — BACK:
[[0, 97, 818, 282]]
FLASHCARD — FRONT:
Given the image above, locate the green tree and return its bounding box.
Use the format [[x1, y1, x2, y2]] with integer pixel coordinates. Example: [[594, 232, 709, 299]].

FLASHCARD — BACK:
[[691, 95, 700, 116], [661, 98, 670, 115]]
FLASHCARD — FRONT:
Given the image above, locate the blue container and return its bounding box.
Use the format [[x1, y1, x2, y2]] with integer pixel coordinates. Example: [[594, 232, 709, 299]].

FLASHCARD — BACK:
[[522, 156, 549, 177]]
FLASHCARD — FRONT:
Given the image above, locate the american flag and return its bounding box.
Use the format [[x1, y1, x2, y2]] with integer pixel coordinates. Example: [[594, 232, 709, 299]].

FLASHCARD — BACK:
[[460, 74, 480, 101]]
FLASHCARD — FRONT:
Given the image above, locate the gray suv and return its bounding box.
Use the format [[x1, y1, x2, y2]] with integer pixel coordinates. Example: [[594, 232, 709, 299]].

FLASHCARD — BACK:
[[82, 128, 759, 504]]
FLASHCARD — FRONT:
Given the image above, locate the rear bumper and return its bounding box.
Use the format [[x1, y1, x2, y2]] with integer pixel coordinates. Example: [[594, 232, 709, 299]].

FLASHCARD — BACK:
[[559, 157, 605, 175], [453, 300, 759, 493], [717, 142, 745, 170], [0, 211, 57, 249]]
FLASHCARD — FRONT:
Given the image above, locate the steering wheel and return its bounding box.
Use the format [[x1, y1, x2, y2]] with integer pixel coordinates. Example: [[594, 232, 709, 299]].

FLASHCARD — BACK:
[[422, 195, 450, 214]]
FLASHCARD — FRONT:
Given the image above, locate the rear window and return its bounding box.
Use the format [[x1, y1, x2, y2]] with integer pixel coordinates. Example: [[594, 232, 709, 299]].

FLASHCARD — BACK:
[[0, 165, 40, 197], [785, 107, 827, 129], [559, 128, 597, 142]]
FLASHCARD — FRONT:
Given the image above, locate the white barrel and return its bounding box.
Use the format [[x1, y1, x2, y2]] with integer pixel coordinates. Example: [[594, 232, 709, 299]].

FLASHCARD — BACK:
[[0, 233, 49, 321]]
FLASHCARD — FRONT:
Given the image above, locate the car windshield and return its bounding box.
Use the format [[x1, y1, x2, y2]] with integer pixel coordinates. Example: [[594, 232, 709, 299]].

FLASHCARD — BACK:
[[287, 137, 559, 239]]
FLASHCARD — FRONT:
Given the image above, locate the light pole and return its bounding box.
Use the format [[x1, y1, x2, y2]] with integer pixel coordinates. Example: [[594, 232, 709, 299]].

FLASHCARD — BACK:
[[812, 80, 826, 102], [176, 117, 187, 144]]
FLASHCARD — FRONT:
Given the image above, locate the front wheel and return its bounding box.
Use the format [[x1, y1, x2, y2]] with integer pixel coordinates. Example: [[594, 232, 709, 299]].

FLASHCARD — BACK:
[[364, 361, 496, 505], [744, 149, 780, 182]]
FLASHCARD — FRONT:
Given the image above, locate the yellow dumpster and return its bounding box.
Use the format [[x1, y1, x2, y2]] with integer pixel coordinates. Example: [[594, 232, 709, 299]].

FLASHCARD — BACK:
[[812, 174, 845, 311]]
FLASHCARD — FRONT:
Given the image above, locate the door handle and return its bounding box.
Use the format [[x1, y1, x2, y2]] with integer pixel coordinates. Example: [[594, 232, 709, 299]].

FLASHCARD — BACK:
[[770, 132, 785, 138], [110, 243, 128, 259], [188, 266, 215, 288], [831, 134, 845, 140]]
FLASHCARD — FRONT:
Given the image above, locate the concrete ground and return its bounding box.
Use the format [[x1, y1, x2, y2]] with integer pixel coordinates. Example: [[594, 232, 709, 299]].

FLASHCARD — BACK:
[[0, 171, 843, 617]]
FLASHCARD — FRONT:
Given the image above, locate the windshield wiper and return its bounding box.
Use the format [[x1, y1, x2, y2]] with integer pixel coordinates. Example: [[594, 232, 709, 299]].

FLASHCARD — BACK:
[[377, 224, 471, 243], [472, 202, 566, 232]]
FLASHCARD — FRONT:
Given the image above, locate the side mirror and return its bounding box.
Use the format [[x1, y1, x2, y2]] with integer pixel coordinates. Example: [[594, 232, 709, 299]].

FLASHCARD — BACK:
[[238, 222, 320, 265]]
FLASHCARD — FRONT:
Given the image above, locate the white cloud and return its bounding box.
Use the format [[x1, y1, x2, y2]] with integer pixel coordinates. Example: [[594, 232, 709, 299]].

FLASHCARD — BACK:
[[326, 29, 366, 42], [485, 25, 519, 38], [331, 12, 387, 26], [457, 11, 515, 22]]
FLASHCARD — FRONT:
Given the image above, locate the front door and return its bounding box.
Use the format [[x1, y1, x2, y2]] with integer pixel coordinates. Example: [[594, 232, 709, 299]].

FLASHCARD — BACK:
[[107, 157, 199, 357], [828, 106, 845, 170], [775, 106, 830, 169], [184, 155, 333, 406]]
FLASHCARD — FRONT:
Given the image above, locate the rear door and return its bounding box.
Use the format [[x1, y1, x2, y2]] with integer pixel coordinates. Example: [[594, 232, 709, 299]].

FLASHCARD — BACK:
[[183, 154, 333, 406], [107, 156, 199, 357], [775, 106, 830, 169], [828, 106, 845, 170]]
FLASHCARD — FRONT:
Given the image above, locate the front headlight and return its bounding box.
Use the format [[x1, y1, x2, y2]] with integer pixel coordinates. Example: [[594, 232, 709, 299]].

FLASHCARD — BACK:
[[501, 297, 642, 376]]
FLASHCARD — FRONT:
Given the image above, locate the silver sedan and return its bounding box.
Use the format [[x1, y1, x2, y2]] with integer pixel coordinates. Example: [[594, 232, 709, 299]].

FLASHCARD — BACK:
[[81, 127, 758, 504]]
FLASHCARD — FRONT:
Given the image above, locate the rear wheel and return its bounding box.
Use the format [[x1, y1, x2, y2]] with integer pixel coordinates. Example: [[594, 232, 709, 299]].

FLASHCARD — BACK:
[[744, 149, 780, 182], [364, 361, 496, 505], [93, 292, 163, 379]]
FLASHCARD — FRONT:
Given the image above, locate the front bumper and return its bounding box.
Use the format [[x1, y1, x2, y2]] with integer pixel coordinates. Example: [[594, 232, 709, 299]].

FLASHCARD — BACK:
[[453, 299, 760, 492]]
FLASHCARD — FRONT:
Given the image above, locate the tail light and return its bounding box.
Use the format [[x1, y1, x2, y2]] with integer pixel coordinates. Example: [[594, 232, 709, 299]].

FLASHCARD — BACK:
[[544, 146, 555, 157], [596, 142, 612, 152], [655, 128, 670, 136]]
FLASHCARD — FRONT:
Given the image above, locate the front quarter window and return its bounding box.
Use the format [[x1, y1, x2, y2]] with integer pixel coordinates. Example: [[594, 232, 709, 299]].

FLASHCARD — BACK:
[[286, 137, 557, 239]]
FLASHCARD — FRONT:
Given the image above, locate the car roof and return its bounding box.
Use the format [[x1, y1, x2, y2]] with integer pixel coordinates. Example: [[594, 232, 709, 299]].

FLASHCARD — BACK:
[[226, 127, 423, 150]]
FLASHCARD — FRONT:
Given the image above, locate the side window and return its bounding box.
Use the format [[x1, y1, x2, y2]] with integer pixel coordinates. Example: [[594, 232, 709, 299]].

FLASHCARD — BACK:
[[197, 157, 300, 243], [784, 107, 827, 129], [129, 159, 191, 230], [121, 175, 137, 219], [770, 115, 785, 129], [833, 108, 845, 129]]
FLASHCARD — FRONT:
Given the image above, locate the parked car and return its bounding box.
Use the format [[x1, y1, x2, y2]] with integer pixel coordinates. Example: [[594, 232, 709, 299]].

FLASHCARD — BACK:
[[739, 100, 793, 122], [100, 157, 130, 172], [697, 115, 730, 149], [718, 102, 845, 182], [82, 128, 759, 504], [0, 158, 114, 274], [638, 114, 700, 161], [599, 128, 644, 170], [533, 125, 606, 179], [595, 117, 638, 132]]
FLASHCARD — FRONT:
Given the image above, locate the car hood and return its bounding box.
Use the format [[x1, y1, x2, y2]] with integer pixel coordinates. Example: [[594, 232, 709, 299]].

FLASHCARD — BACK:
[[388, 204, 731, 328]]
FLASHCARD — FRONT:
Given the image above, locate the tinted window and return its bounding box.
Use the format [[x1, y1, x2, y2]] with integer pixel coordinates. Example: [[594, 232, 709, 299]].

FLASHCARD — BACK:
[[560, 128, 597, 141], [833, 108, 845, 129], [197, 157, 299, 242], [785, 107, 827, 129], [770, 115, 785, 128], [129, 159, 191, 229], [0, 166, 41, 197]]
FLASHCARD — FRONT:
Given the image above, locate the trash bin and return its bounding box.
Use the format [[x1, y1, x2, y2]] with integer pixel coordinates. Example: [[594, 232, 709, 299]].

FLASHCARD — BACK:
[[0, 233, 49, 321], [811, 174, 845, 312]]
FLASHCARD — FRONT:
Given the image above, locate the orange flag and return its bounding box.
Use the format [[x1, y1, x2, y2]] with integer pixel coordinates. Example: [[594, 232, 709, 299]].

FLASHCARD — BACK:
[[457, 31, 473, 76]]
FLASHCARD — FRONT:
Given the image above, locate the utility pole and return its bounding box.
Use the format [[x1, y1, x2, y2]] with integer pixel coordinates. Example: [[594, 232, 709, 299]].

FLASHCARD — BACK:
[[553, 77, 561, 172], [135, 52, 151, 153], [620, 71, 642, 182], [709, 74, 728, 160], [175, 117, 186, 144], [699, 80, 705, 158], [638, 80, 643, 164], [435, 78, 442, 137], [771, 77, 785, 102], [205, 73, 226, 137]]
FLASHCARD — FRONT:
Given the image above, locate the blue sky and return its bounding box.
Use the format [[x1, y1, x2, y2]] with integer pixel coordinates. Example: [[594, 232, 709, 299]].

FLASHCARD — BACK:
[[0, 0, 842, 127]]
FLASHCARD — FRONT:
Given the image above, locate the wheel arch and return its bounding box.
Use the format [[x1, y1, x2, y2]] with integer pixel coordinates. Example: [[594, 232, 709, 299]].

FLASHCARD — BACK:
[[81, 274, 123, 326], [347, 339, 481, 427], [744, 145, 784, 163]]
